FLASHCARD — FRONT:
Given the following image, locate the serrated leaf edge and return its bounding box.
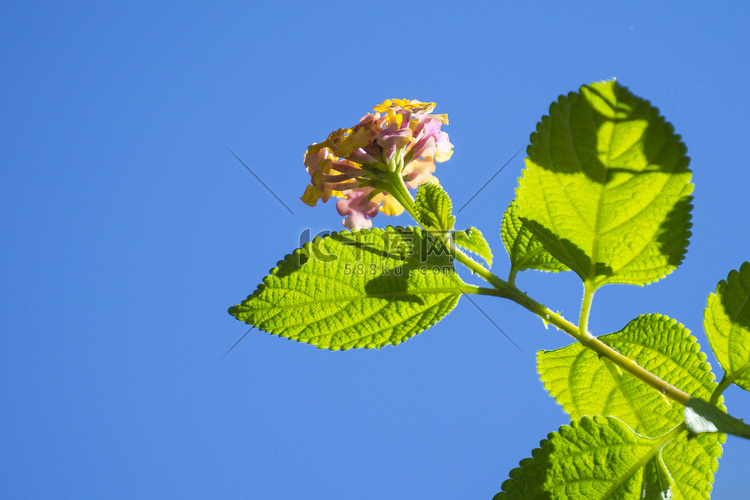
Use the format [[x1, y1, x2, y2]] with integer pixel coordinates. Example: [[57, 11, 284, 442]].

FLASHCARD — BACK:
[[229, 225, 464, 351]]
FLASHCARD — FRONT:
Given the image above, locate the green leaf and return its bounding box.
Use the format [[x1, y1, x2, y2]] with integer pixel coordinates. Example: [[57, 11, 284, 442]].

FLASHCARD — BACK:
[[496, 416, 721, 500], [228, 226, 465, 350], [703, 262, 750, 392], [415, 182, 455, 231], [538, 314, 716, 436], [495, 416, 674, 500], [516, 79, 693, 289], [501, 199, 569, 278], [536, 314, 723, 498], [663, 432, 723, 500], [684, 398, 750, 439], [453, 226, 493, 268]]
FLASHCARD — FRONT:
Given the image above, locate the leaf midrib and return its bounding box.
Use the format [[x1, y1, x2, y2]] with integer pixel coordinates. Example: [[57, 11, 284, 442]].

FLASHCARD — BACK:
[[587, 89, 619, 284], [245, 286, 465, 312]]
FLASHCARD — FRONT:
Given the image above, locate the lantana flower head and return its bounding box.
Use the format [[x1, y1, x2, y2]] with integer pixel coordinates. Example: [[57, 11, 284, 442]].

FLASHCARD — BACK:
[[301, 99, 453, 229]]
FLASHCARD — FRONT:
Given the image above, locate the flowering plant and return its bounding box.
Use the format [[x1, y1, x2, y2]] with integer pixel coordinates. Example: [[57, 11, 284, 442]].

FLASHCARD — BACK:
[[301, 99, 453, 229], [229, 81, 750, 498]]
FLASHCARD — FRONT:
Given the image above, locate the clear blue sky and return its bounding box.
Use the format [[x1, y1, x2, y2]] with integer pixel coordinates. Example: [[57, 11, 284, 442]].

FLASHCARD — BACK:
[[2, 1, 749, 498]]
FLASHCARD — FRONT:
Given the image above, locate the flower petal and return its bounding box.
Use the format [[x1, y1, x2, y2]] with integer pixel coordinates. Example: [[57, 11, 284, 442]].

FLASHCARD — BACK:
[[336, 188, 380, 230], [300, 184, 319, 206]]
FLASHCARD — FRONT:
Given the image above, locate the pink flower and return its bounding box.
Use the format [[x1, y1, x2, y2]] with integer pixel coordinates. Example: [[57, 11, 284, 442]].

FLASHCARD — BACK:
[[301, 99, 454, 229], [335, 188, 380, 229]]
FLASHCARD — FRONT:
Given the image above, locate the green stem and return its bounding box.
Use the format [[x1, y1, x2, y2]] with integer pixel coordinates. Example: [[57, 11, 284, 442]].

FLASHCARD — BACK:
[[507, 267, 519, 286], [578, 329, 692, 406], [711, 378, 732, 406], [579, 280, 596, 337], [710, 361, 750, 405], [451, 242, 509, 290], [462, 281, 692, 406], [385, 171, 422, 224]]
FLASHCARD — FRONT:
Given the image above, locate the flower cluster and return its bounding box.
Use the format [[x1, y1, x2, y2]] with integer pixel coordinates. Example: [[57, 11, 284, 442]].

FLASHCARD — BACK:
[[301, 99, 453, 229]]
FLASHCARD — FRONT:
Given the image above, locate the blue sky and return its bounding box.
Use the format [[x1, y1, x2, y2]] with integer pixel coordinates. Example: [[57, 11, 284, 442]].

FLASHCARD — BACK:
[[2, 1, 749, 498]]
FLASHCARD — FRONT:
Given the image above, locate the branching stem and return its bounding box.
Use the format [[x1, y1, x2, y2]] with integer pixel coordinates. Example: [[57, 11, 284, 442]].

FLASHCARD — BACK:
[[390, 175, 693, 407], [453, 249, 692, 407]]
